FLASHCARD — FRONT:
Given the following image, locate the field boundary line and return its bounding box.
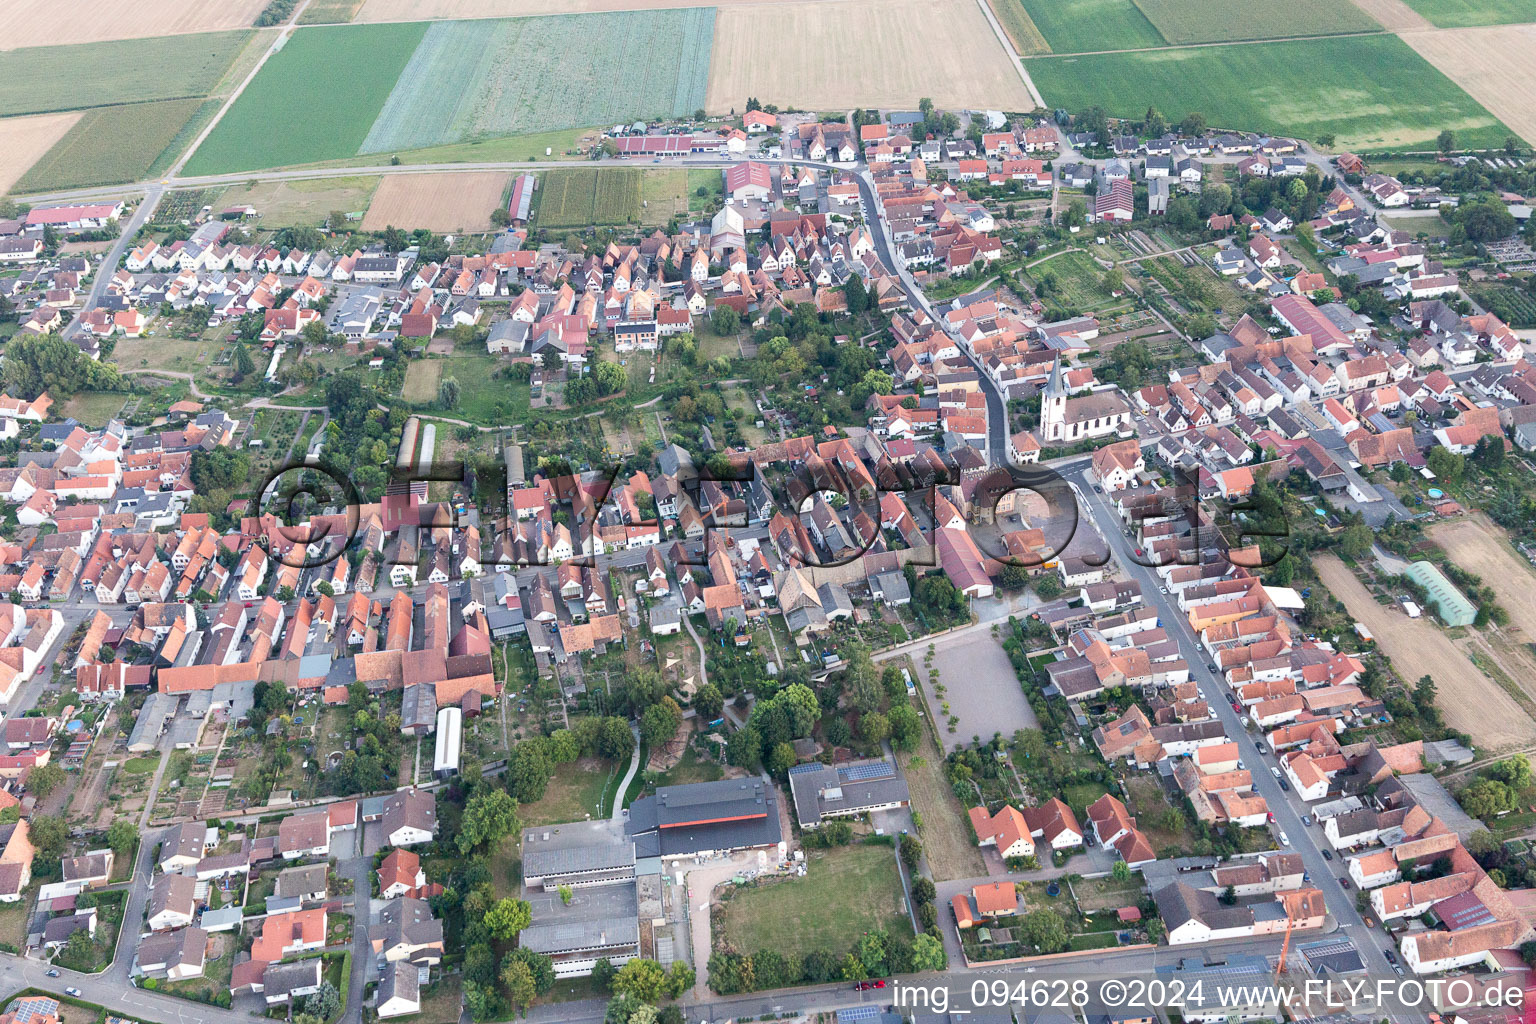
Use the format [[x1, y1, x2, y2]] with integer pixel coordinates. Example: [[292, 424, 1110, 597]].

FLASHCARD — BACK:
[[973, 0, 1045, 106], [169, 0, 314, 176], [1028, 27, 1386, 56]]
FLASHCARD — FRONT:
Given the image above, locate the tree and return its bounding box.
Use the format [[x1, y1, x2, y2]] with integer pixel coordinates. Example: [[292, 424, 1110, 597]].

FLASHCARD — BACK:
[[766, 742, 796, 776], [484, 897, 532, 940], [1112, 859, 1132, 882], [28, 815, 67, 861], [1179, 112, 1206, 136], [502, 948, 555, 995], [1338, 523, 1372, 561], [1474, 435, 1505, 473], [231, 342, 256, 380], [612, 959, 668, 1003], [1467, 829, 1499, 856], [664, 962, 694, 999], [439, 376, 461, 409], [1460, 199, 1516, 243], [1019, 908, 1070, 953], [591, 958, 618, 990], [693, 683, 723, 721], [1489, 756, 1532, 790], [1144, 106, 1167, 138], [458, 788, 520, 854], [1460, 778, 1514, 819], [887, 704, 922, 752], [541, 348, 562, 371], [1, 334, 123, 398], [710, 305, 740, 336], [107, 819, 137, 853], [26, 762, 65, 798], [1316, 133, 1336, 149], [593, 360, 626, 396], [1426, 445, 1465, 485], [640, 697, 683, 748], [860, 711, 890, 745], [303, 983, 340, 1022], [899, 833, 923, 871], [501, 959, 537, 1015], [844, 274, 869, 314], [1437, 129, 1456, 154], [505, 740, 552, 803], [842, 643, 882, 712], [910, 933, 947, 972]]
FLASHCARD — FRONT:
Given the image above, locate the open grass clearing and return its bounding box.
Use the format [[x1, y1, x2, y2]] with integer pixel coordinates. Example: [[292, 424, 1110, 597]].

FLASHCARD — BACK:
[[1398, 0, 1536, 25], [716, 844, 912, 955], [360, 12, 713, 154], [518, 757, 618, 826], [1315, 554, 1536, 751], [184, 22, 428, 175], [414, 352, 529, 424], [290, 127, 599, 170], [1019, 0, 1162, 52], [1401, 24, 1536, 147], [58, 392, 127, 428], [217, 175, 380, 228], [897, 702, 987, 881], [361, 171, 510, 232], [0, 31, 253, 116], [1028, 33, 1513, 152], [989, 0, 1052, 53], [708, 0, 1034, 112], [0, 112, 82, 194], [1132, 0, 1382, 43]]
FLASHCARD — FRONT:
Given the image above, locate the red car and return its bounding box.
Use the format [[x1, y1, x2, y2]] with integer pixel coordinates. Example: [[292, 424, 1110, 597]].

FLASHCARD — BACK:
[[854, 980, 888, 991]]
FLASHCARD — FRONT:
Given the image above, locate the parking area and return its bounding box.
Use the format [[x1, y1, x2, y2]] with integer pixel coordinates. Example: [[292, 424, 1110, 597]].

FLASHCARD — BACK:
[[926, 631, 1039, 752]]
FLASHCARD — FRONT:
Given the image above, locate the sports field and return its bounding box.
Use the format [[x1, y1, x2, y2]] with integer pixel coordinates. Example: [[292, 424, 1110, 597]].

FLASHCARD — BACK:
[[0, 31, 253, 117], [1132, 0, 1382, 43], [183, 22, 428, 175], [358, 11, 713, 154], [0, 0, 266, 49], [361, 172, 511, 232], [1026, 34, 1512, 151], [1403, 24, 1536, 145], [17, 99, 207, 192], [1020, 0, 1162, 52], [1398, 0, 1536, 24], [708, 0, 1035, 112], [0, 113, 82, 193]]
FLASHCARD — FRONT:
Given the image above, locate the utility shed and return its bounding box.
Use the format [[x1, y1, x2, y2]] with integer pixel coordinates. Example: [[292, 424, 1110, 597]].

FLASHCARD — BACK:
[[1404, 560, 1475, 627]]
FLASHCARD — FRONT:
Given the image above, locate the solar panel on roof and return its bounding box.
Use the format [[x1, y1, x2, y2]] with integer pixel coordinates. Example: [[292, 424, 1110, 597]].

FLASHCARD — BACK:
[[839, 760, 896, 782], [836, 1007, 880, 1023], [788, 762, 824, 776]]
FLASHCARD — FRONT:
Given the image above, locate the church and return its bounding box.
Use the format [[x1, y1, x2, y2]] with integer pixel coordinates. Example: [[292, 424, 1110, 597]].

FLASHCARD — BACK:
[[1039, 357, 1133, 445]]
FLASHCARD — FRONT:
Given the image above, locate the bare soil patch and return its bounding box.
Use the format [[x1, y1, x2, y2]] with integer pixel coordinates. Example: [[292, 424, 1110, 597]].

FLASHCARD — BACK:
[[1315, 554, 1536, 752], [1430, 514, 1536, 639], [1401, 23, 1536, 145], [361, 171, 512, 232], [1349, 0, 1434, 29], [1, 0, 268, 50], [706, 0, 1034, 112], [0, 111, 81, 193]]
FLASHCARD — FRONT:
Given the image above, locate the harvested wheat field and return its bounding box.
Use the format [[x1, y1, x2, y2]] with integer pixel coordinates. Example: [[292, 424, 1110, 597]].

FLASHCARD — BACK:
[[0, 112, 82, 193], [707, 0, 1035, 112], [1350, 0, 1434, 29], [1, 0, 269, 49], [1430, 515, 1536, 638], [355, 0, 789, 18], [361, 172, 511, 232], [1403, 24, 1536, 145], [1315, 555, 1536, 751]]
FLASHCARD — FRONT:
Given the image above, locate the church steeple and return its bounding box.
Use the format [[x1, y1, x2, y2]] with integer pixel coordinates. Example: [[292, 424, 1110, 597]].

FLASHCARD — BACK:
[[1045, 355, 1066, 398], [1041, 355, 1067, 444]]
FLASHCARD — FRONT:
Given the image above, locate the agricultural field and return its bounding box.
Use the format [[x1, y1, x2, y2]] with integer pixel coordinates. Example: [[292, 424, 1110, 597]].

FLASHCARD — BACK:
[[361, 171, 511, 231], [0, 0, 266, 50], [1314, 554, 1536, 751], [716, 845, 912, 956], [183, 22, 428, 175], [0, 31, 252, 117], [215, 176, 380, 227], [16, 98, 207, 192], [0, 112, 82, 193], [1019, 0, 1162, 53], [1131, 0, 1382, 43], [535, 169, 649, 229], [1429, 516, 1536, 640], [1349, 0, 1433, 29], [1027, 34, 1513, 151], [1402, 25, 1536, 147], [301, 0, 367, 22], [1467, 284, 1536, 326], [989, 0, 1052, 54], [708, 0, 1035, 112], [354, 0, 795, 17], [1398, 0, 1536, 25], [358, 12, 713, 155]]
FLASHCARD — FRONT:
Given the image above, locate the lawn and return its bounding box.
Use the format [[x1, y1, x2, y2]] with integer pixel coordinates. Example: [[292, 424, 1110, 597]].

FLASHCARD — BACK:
[[1063, 781, 1112, 822], [357, 11, 714, 154], [652, 746, 723, 788], [16, 98, 206, 191], [518, 757, 617, 826], [1399, 0, 1536, 24], [183, 22, 429, 174], [401, 359, 442, 404], [0, 31, 253, 117], [717, 844, 913, 956], [1131, 0, 1381, 43], [1026, 34, 1512, 151], [58, 392, 127, 427], [414, 975, 462, 1024], [1019, 0, 1163, 53], [990, 0, 1052, 54], [409, 352, 529, 424]]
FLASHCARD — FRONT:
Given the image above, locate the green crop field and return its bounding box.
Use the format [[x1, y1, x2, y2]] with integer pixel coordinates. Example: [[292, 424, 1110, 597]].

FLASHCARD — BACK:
[[1020, 0, 1163, 53], [1399, 0, 1536, 24], [358, 11, 713, 155], [1028, 35, 1512, 151], [1131, 0, 1381, 43], [0, 32, 252, 117], [535, 169, 655, 229], [17, 99, 206, 191], [183, 22, 428, 175]]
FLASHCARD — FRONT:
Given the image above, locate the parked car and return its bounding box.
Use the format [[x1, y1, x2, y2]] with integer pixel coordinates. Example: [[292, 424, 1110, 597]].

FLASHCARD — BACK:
[[45, 970, 58, 978], [1302, 815, 1313, 826], [1270, 766, 1282, 779], [65, 989, 81, 997], [1279, 831, 1290, 846], [1278, 778, 1290, 791], [1340, 877, 1351, 888], [1322, 849, 1334, 861]]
